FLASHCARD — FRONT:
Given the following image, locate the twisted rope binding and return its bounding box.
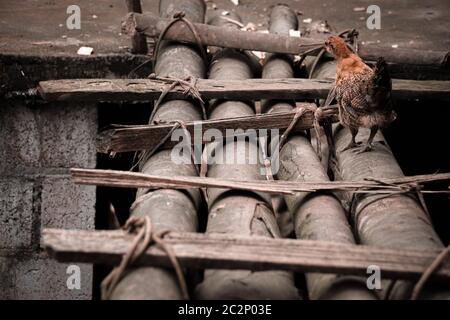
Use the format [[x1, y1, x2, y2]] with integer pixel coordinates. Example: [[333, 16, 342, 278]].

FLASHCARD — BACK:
[[151, 11, 208, 71], [411, 244, 450, 300], [101, 215, 189, 300], [147, 74, 206, 123], [128, 11, 208, 77]]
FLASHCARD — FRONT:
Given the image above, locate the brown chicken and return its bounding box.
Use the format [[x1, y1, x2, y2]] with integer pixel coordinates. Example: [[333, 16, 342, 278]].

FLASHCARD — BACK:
[[324, 35, 396, 153]]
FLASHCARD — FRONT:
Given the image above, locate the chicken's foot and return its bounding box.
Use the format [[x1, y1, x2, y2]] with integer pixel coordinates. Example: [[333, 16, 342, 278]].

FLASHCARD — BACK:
[[354, 126, 378, 154], [340, 127, 359, 152]]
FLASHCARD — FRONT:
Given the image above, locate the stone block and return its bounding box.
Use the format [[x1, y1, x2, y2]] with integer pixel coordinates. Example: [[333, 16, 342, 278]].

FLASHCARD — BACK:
[[0, 178, 34, 250]]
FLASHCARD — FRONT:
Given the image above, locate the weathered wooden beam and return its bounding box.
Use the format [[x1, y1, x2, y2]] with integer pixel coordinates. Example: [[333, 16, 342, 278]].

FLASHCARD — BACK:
[[37, 78, 329, 101], [195, 11, 300, 300], [70, 168, 450, 195], [96, 109, 338, 153], [126, 0, 148, 54], [358, 46, 449, 68], [122, 12, 322, 56], [110, 0, 207, 301], [38, 78, 450, 102], [279, 135, 377, 299], [42, 228, 450, 281], [261, 4, 297, 114], [264, 7, 373, 299], [121, 12, 450, 69]]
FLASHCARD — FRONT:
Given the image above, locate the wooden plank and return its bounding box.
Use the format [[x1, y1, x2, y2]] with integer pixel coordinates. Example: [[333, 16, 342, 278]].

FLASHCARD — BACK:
[[42, 228, 450, 281], [38, 78, 450, 102], [97, 109, 338, 153], [70, 168, 450, 195]]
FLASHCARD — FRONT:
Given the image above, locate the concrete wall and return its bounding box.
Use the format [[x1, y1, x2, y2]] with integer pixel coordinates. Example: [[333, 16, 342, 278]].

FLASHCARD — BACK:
[[0, 100, 96, 299]]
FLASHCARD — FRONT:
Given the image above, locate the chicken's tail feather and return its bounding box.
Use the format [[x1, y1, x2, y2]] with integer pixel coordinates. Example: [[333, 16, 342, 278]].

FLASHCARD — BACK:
[[372, 57, 392, 92], [370, 56, 394, 112]]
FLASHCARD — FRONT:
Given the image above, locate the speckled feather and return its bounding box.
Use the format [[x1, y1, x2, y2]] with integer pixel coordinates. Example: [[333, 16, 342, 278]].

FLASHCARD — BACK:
[[325, 36, 396, 130], [336, 57, 395, 129]]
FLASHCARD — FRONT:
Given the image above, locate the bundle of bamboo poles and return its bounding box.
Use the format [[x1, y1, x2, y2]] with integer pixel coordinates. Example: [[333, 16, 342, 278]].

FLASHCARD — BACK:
[[106, 0, 207, 300], [40, 0, 450, 301]]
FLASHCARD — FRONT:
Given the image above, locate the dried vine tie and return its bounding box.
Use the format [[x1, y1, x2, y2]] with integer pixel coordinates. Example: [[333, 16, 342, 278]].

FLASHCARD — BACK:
[[131, 74, 206, 171], [411, 244, 450, 300], [131, 117, 206, 202], [276, 104, 333, 161], [135, 119, 201, 173], [128, 11, 208, 81], [151, 11, 208, 70], [147, 73, 206, 123], [101, 215, 188, 300], [130, 120, 182, 171], [147, 11, 208, 114], [277, 106, 308, 151], [349, 179, 433, 221]]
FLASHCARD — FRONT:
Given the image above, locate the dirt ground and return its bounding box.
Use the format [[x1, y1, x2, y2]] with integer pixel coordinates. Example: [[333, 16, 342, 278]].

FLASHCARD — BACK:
[[0, 0, 448, 56]]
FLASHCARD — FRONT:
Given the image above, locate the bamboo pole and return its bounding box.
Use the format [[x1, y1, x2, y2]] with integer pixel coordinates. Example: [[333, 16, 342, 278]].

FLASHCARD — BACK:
[[109, 0, 206, 300], [312, 61, 450, 299], [261, 4, 298, 239], [194, 11, 300, 300], [279, 135, 378, 299], [267, 4, 376, 300], [261, 4, 297, 114]]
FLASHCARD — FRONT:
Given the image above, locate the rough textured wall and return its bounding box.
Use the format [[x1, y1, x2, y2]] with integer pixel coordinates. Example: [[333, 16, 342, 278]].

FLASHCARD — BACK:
[[0, 100, 96, 299]]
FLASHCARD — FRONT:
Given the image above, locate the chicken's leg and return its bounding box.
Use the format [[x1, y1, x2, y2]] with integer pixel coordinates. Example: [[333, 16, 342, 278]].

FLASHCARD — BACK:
[[356, 126, 378, 154], [340, 126, 359, 152]]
